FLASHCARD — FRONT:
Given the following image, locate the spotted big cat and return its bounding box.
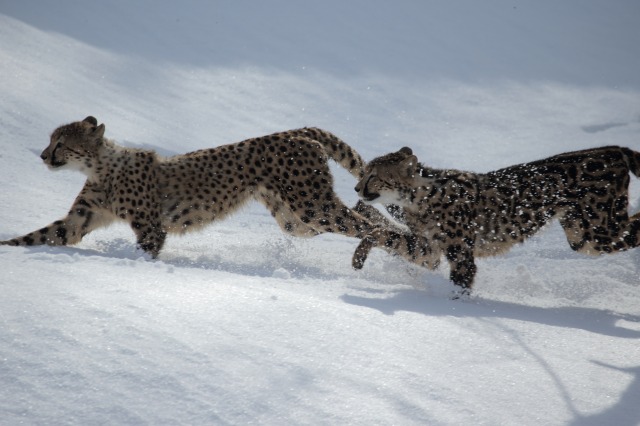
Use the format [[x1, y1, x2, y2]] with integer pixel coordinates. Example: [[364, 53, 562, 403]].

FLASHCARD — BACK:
[[353, 146, 640, 296], [1, 117, 435, 271]]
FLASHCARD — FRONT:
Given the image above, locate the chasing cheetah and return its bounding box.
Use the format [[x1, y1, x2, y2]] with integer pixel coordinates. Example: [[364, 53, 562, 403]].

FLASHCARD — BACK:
[[352, 145, 640, 296], [0, 116, 430, 268]]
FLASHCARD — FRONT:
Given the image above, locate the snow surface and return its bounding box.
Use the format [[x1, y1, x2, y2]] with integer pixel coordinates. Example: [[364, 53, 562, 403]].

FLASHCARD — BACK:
[[1, 1, 640, 424]]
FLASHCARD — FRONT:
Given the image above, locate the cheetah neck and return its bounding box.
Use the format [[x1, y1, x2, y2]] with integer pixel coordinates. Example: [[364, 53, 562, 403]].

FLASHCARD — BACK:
[[393, 165, 437, 210], [401, 164, 453, 211], [86, 139, 130, 184]]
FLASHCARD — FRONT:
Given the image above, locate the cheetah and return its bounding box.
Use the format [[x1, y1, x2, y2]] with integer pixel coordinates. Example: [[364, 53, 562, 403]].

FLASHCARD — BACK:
[[352, 145, 640, 296], [0, 116, 431, 269]]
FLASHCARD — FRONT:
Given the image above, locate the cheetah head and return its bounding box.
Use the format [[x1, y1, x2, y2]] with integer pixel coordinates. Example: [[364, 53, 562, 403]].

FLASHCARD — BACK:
[[41, 116, 105, 175], [354, 147, 419, 205]]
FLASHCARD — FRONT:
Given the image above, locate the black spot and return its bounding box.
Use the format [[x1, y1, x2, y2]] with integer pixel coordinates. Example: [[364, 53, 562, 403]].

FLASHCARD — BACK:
[[585, 161, 604, 172], [55, 227, 68, 244], [404, 234, 417, 256]]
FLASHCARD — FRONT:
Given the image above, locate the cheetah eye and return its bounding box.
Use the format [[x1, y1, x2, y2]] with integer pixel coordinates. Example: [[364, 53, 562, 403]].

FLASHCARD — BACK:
[[52, 142, 63, 155], [364, 174, 377, 187]]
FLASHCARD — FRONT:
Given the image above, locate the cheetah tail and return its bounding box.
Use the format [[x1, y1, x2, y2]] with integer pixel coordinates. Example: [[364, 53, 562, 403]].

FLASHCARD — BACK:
[[302, 127, 367, 179], [622, 147, 640, 178]]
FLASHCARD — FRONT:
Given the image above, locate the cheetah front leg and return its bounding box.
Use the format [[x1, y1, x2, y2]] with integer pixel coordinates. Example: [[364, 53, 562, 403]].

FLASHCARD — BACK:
[[445, 245, 477, 298], [352, 228, 440, 271], [0, 185, 113, 249], [352, 200, 406, 233], [353, 229, 476, 299]]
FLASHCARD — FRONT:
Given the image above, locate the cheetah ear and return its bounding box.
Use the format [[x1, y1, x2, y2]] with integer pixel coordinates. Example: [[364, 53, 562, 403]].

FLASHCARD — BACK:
[[90, 123, 106, 139], [83, 116, 98, 126], [82, 116, 104, 140], [400, 154, 419, 177], [399, 147, 413, 156]]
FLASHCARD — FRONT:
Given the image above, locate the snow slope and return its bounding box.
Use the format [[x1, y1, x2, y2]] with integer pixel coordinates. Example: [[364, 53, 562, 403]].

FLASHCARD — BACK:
[[1, 1, 639, 424]]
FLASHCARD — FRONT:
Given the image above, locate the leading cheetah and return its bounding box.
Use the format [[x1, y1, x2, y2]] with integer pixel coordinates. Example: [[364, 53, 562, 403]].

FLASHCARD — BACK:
[[352, 145, 640, 296], [0, 116, 431, 269]]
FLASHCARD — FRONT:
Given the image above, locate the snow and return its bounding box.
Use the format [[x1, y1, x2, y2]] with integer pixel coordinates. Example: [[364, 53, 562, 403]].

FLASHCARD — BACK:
[[1, 1, 639, 424]]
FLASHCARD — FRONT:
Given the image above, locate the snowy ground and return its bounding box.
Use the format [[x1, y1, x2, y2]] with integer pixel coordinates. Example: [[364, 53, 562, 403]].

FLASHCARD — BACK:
[[1, 1, 639, 424]]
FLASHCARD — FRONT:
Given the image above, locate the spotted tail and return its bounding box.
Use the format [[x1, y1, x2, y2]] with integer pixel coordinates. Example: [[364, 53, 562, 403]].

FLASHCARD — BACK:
[[622, 147, 640, 178], [298, 127, 366, 180]]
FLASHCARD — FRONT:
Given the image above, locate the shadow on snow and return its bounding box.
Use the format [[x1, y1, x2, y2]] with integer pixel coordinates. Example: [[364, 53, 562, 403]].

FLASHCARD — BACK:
[[341, 289, 640, 339]]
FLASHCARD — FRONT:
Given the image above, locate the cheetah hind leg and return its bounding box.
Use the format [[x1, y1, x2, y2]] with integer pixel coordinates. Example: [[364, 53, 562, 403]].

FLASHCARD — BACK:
[[257, 191, 321, 238], [131, 220, 167, 258], [559, 201, 640, 255]]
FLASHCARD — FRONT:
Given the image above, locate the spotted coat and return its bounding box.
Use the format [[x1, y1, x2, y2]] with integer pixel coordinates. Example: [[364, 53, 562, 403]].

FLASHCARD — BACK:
[[1, 117, 429, 268], [353, 146, 640, 294]]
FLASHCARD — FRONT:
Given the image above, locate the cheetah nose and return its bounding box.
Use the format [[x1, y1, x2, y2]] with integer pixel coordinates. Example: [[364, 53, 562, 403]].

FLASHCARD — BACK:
[[40, 150, 48, 160]]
